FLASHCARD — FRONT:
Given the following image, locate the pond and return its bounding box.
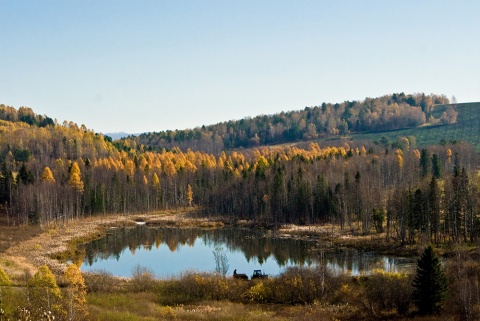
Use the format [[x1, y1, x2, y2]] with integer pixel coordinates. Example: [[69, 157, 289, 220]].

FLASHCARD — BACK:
[[78, 225, 416, 278]]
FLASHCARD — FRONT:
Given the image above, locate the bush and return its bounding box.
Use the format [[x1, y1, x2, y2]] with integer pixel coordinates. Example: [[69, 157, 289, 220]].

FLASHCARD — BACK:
[[243, 266, 342, 305], [363, 270, 413, 316], [131, 265, 157, 292], [446, 256, 480, 321], [0, 268, 14, 316], [243, 280, 269, 303], [157, 271, 217, 305], [83, 269, 119, 293], [156, 271, 252, 305]]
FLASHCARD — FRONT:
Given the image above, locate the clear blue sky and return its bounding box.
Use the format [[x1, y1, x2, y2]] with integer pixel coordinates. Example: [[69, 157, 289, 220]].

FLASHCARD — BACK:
[[1, 1, 479, 133]]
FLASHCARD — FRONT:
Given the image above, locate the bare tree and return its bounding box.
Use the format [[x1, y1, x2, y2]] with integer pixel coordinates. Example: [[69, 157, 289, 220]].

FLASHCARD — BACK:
[[213, 247, 229, 277]]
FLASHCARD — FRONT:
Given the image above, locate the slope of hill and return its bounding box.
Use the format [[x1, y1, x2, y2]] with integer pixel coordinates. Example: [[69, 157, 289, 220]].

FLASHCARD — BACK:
[[336, 102, 480, 153], [121, 93, 450, 154], [104, 132, 143, 140]]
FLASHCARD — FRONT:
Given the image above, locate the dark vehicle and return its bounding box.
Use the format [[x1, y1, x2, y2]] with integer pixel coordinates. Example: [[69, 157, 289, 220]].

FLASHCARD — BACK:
[[251, 270, 268, 279], [233, 269, 248, 280]]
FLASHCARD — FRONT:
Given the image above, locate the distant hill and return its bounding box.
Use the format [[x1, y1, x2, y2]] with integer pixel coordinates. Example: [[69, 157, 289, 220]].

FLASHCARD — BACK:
[[120, 93, 453, 154], [334, 102, 480, 153], [104, 132, 141, 140]]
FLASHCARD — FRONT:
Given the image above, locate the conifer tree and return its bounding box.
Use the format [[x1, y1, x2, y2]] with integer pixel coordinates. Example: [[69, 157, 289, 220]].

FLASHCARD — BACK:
[[41, 167, 56, 183], [412, 245, 448, 314], [0, 162, 11, 204], [428, 176, 441, 243], [431, 154, 442, 179], [69, 162, 84, 192], [19, 164, 34, 184], [420, 149, 430, 178]]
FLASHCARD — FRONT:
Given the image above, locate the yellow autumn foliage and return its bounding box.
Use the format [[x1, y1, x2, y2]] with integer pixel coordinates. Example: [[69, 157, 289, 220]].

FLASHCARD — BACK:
[[41, 166, 55, 183]]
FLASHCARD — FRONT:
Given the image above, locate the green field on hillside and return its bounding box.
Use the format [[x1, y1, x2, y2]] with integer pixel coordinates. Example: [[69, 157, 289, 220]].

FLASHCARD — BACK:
[[323, 102, 480, 153]]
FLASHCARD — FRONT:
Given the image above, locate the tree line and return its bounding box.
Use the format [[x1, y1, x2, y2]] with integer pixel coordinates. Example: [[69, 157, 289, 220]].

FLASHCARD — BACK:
[[0, 102, 478, 245], [121, 93, 454, 154]]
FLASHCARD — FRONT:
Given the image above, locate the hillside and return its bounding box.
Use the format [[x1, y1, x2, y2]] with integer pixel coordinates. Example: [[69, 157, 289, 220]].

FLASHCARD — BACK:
[[121, 93, 452, 154], [321, 102, 480, 153]]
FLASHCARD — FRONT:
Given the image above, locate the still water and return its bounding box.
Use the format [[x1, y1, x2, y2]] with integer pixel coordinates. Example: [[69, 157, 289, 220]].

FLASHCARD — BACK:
[[79, 225, 416, 278]]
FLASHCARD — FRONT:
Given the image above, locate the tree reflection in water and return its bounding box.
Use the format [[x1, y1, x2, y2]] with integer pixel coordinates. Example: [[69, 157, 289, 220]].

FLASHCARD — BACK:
[[77, 226, 415, 278]]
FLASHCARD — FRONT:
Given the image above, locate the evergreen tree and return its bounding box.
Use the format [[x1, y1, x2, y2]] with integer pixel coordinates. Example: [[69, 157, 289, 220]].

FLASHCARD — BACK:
[[0, 162, 10, 203], [18, 164, 34, 185], [412, 245, 448, 314], [420, 149, 430, 178], [431, 153, 442, 178], [428, 176, 441, 243]]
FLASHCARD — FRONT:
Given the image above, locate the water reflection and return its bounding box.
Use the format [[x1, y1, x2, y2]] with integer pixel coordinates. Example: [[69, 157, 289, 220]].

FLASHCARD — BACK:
[[78, 225, 415, 278]]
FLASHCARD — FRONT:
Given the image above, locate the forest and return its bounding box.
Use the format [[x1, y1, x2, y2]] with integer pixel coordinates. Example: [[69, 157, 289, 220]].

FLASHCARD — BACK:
[[125, 92, 454, 154], [0, 93, 478, 245]]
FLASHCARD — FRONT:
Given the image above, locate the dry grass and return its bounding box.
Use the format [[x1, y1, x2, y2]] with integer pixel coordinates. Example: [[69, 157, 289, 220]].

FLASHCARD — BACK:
[[88, 293, 339, 321], [278, 223, 424, 256], [0, 208, 209, 278]]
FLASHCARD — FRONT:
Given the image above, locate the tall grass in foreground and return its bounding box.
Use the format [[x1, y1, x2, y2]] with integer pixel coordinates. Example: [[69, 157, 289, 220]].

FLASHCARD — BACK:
[[82, 259, 480, 321], [1, 256, 475, 320]]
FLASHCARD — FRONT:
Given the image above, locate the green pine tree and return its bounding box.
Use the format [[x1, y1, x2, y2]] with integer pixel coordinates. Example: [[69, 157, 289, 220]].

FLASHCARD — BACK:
[[431, 153, 442, 178], [420, 149, 430, 178], [412, 245, 448, 314]]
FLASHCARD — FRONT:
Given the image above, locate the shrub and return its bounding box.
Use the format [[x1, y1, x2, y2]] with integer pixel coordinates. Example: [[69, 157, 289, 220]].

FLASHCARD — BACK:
[[243, 281, 269, 303], [243, 266, 340, 305], [156, 271, 210, 305], [446, 256, 480, 321], [0, 267, 13, 316], [83, 269, 118, 292], [0, 268, 11, 287], [156, 271, 251, 305], [160, 305, 177, 320], [131, 265, 156, 292], [363, 270, 413, 316]]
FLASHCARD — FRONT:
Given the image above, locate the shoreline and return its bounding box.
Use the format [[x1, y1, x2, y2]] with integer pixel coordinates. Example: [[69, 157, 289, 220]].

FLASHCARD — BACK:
[[1, 210, 477, 279], [0, 209, 220, 277]]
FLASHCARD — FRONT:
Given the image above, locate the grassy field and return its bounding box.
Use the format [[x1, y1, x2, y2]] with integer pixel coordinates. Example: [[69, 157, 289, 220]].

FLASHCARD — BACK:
[[321, 102, 480, 153]]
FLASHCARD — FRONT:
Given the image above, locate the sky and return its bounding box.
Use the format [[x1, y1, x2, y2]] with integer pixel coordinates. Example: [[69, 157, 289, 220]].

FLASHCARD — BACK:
[[1, 1, 479, 134]]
